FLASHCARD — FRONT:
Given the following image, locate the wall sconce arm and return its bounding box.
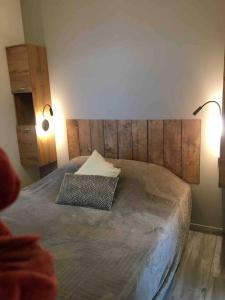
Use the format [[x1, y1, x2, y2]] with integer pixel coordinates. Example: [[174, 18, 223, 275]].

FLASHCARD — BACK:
[[193, 101, 221, 116]]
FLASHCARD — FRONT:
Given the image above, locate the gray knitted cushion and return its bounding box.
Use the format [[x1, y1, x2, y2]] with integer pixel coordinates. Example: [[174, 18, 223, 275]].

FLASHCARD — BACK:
[[56, 173, 119, 210]]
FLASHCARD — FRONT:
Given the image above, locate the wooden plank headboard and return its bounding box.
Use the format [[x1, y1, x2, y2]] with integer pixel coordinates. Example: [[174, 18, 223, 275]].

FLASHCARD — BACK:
[[66, 119, 201, 184]]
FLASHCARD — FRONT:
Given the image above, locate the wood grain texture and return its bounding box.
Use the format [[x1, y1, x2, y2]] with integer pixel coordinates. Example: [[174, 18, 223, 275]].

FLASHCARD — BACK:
[[148, 120, 163, 165], [182, 119, 201, 184], [104, 120, 118, 158], [166, 231, 215, 300], [6, 45, 31, 93], [206, 277, 225, 300], [17, 125, 39, 166], [118, 120, 132, 159], [66, 119, 80, 159], [28, 45, 57, 166], [78, 120, 92, 155], [132, 120, 147, 162], [211, 236, 223, 278], [6, 43, 57, 175], [66, 119, 201, 184], [219, 158, 225, 187], [164, 120, 182, 177], [166, 232, 225, 300], [90, 120, 104, 155]]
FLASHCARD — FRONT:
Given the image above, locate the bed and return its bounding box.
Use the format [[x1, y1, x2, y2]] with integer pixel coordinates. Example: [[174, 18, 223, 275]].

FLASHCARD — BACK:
[[1, 118, 201, 299], [2, 157, 191, 300]]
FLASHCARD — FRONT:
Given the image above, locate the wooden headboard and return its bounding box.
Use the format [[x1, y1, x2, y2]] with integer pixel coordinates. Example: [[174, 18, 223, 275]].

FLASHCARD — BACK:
[[66, 119, 201, 184]]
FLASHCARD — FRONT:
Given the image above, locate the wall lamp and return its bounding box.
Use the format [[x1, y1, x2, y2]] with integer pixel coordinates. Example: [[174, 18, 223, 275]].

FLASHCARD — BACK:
[[42, 104, 54, 131], [193, 101, 222, 116]]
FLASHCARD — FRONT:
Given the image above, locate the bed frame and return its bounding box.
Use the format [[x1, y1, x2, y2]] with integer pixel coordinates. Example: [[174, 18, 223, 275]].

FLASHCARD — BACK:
[[66, 119, 201, 184]]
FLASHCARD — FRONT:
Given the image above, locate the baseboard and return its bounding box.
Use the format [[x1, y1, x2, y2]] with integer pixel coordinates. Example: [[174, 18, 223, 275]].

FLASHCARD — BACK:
[[190, 223, 224, 235]]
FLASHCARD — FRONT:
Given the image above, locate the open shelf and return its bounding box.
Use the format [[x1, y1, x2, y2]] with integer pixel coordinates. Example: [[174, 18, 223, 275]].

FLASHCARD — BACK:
[[14, 93, 35, 125]]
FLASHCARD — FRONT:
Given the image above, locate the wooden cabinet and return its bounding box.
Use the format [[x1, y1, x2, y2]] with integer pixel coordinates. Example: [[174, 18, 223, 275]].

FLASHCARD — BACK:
[[17, 126, 39, 166], [6, 44, 57, 174], [7, 45, 31, 93]]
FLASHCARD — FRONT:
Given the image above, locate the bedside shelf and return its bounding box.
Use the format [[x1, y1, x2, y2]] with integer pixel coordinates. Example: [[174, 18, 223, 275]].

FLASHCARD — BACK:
[[6, 44, 57, 176], [14, 93, 35, 125]]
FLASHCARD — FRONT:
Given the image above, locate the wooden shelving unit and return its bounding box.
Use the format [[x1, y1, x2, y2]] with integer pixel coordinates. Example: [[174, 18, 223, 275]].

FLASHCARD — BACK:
[[6, 44, 57, 176]]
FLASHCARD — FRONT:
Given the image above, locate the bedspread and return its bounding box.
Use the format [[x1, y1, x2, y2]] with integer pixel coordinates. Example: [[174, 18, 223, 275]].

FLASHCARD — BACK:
[[1, 158, 191, 300]]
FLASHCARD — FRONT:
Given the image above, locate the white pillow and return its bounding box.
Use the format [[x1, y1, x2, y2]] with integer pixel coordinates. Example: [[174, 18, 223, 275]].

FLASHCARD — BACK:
[[75, 150, 121, 177]]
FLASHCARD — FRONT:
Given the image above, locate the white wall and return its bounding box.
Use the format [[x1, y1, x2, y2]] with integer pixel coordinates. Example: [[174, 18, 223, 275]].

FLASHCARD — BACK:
[[21, 0, 225, 229], [0, 0, 39, 186]]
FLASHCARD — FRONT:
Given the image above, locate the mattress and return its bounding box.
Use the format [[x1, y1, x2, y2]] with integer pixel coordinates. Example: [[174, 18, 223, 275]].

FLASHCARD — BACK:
[[1, 157, 191, 300]]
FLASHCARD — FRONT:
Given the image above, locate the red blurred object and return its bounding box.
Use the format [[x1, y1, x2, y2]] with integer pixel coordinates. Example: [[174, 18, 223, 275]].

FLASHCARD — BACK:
[[0, 148, 57, 300]]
